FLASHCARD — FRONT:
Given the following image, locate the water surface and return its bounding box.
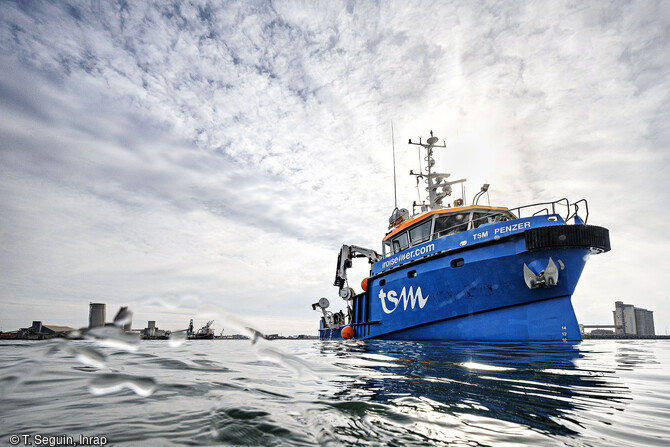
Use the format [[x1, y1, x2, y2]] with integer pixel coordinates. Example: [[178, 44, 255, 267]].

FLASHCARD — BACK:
[[1, 339, 669, 446]]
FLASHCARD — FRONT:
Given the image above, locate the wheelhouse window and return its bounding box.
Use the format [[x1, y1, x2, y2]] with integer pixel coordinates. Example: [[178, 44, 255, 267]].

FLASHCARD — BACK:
[[409, 221, 431, 246], [383, 208, 518, 256], [434, 213, 469, 237], [471, 212, 494, 229], [471, 210, 516, 228], [391, 232, 409, 254]]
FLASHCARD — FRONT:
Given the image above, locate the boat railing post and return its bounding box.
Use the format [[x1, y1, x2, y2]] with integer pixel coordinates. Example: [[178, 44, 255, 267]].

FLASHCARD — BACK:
[[574, 199, 589, 223]]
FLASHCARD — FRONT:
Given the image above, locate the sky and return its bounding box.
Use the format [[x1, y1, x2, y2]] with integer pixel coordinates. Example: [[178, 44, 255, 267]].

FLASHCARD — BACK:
[[1, 0, 669, 336]]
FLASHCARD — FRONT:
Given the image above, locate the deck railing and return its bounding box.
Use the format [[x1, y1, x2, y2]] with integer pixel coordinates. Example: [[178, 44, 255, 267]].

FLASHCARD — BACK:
[[388, 198, 591, 255], [507, 198, 589, 224], [431, 198, 589, 242]]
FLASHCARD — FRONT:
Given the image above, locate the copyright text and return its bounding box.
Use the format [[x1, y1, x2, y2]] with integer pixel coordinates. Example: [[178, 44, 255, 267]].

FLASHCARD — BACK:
[[8, 434, 108, 446]]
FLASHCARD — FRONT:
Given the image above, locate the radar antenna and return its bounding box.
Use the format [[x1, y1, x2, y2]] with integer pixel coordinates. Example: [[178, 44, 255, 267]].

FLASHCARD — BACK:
[[408, 130, 466, 211]]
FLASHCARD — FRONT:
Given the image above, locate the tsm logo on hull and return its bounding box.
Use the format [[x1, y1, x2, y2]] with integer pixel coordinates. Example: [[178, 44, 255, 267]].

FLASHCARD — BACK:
[[378, 286, 429, 314]]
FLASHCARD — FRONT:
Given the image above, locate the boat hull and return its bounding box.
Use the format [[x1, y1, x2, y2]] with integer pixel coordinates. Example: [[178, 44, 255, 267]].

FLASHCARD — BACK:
[[188, 334, 214, 340], [375, 294, 580, 340], [321, 233, 594, 341]]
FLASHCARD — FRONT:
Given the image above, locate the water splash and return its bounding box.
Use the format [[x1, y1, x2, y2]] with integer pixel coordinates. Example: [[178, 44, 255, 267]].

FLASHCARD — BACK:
[[254, 343, 321, 380], [187, 306, 327, 379]]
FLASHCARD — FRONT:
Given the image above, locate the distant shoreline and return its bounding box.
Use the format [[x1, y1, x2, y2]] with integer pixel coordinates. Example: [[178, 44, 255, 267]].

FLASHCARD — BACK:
[[3, 333, 669, 341], [582, 334, 670, 340], [0, 332, 319, 341]]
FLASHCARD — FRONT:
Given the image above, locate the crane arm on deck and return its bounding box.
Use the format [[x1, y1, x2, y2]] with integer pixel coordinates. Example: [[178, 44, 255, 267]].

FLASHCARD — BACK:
[[333, 244, 382, 290]]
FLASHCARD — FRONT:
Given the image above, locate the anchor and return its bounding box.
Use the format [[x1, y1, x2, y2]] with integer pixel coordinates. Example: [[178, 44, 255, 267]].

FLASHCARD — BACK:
[[523, 257, 559, 289]]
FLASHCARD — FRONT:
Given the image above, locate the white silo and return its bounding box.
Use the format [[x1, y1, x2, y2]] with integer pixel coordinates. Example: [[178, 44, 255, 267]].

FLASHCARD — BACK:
[[89, 302, 106, 328]]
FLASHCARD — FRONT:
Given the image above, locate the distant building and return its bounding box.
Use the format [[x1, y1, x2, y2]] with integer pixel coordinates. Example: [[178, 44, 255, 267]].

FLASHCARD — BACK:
[[634, 307, 655, 336], [590, 329, 615, 335], [142, 321, 170, 338], [218, 334, 250, 340], [613, 301, 655, 336], [19, 321, 74, 337]]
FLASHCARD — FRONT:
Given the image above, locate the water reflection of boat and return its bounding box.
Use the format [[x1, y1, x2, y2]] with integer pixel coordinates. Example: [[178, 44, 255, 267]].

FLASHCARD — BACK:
[[321, 341, 631, 442], [187, 319, 215, 340], [313, 131, 611, 341]]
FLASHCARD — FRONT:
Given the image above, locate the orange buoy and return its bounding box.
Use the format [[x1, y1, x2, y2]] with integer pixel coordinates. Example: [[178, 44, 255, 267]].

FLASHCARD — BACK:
[[361, 277, 369, 292], [341, 325, 355, 339]]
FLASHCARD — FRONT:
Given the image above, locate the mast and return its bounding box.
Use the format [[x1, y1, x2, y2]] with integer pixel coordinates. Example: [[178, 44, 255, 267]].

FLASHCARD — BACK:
[[391, 122, 398, 210], [408, 130, 466, 211]]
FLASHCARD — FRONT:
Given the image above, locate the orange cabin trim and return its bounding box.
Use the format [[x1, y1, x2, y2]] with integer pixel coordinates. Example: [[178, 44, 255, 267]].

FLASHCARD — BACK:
[[383, 205, 509, 242]]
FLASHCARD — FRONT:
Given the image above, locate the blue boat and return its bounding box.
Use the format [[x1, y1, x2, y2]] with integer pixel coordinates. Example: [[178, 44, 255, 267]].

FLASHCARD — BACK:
[[313, 131, 610, 341]]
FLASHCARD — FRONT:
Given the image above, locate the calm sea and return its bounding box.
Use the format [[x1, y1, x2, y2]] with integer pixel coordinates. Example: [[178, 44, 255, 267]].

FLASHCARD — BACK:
[[1, 338, 669, 446]]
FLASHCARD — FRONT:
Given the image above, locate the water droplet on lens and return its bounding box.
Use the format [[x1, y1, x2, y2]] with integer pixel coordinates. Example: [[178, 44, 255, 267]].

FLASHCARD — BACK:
[[112, 306, 133, 327], [88, 374, 157, 397], [144, 294, 201, 310], [67, 329, 82, 339], [86, 326, 139, 352], [66, 345, 107, 369], [168, 330, 187, 347]]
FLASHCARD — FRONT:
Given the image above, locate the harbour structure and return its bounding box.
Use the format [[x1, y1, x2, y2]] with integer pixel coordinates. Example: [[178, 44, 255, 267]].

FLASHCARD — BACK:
[[187, 319, 215, 339], [579, 324, 620, 335], [312, 130, 611, 341], [142, 320, 170, 339], [217, 334, 250, 340], [0, 303, 134, 339], [613, 301, 655, 336], [88, 302, 106, 328], [0, 321, 75, 339], [88, 302, 135, 331]]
